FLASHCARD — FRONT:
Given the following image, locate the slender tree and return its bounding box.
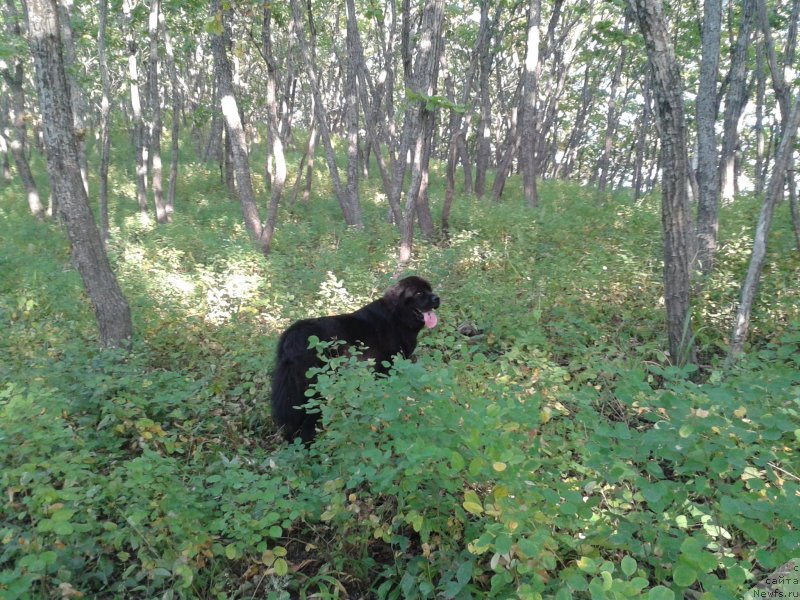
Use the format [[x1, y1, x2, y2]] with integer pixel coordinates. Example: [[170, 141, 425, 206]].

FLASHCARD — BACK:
[[629, 0, 696, 365], [290, 0, 362, 228], [695, 0, 723, 275], [397, 0, 445, 264], [25, 0, 132, 348], [209, 0, 265, 250], [122, 0, 149, 221], [56, 0, 88, 195], [473, 0, 492, 198], [597, 18, 629, 194], [147, 0, 167, 223], [728, 96, 800, 364], [259, 5, 287, 254], [2, 0, 43, 219], [162, 13, 180, 218], [719, 0, 754, 204], [520, 0, 541, 208], [97, 0, 111, 243]]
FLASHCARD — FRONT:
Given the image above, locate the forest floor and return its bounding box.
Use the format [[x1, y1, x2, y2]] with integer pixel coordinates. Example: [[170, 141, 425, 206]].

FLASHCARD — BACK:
[[1, 143, 799, 598]]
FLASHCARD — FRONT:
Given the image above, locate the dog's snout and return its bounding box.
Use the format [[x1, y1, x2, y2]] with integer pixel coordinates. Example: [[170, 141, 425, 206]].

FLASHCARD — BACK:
[[431, 294, 440, 308]]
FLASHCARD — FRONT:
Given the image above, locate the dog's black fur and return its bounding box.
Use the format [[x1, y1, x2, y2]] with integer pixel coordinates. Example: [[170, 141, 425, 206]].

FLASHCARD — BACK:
[[271, 276, 440, 444]]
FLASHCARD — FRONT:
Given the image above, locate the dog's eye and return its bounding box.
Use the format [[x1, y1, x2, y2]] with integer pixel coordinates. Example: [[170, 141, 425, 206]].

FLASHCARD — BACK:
[[414, 291, 424, 297]]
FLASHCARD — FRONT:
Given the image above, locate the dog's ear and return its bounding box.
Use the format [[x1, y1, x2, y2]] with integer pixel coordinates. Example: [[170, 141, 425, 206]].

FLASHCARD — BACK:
[[383, 281, 404, 307]]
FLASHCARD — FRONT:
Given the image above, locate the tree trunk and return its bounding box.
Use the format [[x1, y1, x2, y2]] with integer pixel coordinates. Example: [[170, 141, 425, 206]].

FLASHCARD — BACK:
[[728, 97, 800, 363], [492, 74, 523, 202], [289, 0, 362, 228], [442, 74, 459, 234], [719, 0, 754, 204], [473, 0, 492, 198], [2, 0, 44, 219], [695, 0, 723, 275], [304, 117, 317, 202], [97, 0, 112, 244], [630, 0, 696, 365], [26, 0, 132, 348], [397, 0, 445, 264], [559, 63, 595, 179], [632, 74, 653, 201], [344, 0, 361, 222], [147, 0, 167, 223], [209, 0, 265, 247], [56, 0, 88, 196], [122, 0, 150, 222], [754, 43, 767, 195], [2, 63, 44, 219], [757, 0, 800, 253], [520, 0, 540, 208], [162, 14, 180, 218], [345, 0, 395, 215], [597, 19, 628, 194], [259, 5, 287, 254], [0, 96, 10, 181]]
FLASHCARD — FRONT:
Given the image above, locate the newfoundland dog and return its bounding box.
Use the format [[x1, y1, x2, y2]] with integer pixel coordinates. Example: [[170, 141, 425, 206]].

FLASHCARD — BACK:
[[271, 276, 440, 444]]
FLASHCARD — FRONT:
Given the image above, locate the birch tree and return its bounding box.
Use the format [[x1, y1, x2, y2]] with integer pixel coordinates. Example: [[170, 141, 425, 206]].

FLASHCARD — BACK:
[[26, 0, 132, 348]]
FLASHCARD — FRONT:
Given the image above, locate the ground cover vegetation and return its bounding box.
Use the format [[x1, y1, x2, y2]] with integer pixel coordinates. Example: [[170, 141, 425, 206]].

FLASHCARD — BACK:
[[1, 137, 799, 598], [3, 0, 800, 596]]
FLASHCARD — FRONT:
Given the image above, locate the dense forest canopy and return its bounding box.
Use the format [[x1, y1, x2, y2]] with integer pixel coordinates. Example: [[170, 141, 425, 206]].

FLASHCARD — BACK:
[[1, 0, 799, 597]]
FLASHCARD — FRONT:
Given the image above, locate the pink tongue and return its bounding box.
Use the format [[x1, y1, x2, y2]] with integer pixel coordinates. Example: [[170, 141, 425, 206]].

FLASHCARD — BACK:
[[423, 311, 438, 329]]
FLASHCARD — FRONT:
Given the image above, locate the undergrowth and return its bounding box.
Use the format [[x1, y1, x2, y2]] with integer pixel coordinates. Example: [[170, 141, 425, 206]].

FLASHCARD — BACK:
[[1, 142, 798, 599]]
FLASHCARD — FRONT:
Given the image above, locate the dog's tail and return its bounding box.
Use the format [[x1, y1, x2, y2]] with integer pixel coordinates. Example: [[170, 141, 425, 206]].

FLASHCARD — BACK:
[[271, 326, 320, 442]]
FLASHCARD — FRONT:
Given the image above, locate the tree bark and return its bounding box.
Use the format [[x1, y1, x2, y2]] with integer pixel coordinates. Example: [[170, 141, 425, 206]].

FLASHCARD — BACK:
[[559, 63, 596, 179], [695, 0, 723, 275], [520, 0, 541, 208], [209, 0, 265, 248], [162, 13, 180, 218], [2, 0, 44, 219], [397, 0, 445, 264], [147, 0, 167, 223], [632, 73, 653, 201], [26, 0, 132, 348], [492, 74, 523, 202], [630, 0, 696, 365], [289, 0, 362, 228], [728, 97, 800, 364], [56, 0, 88, 196], [97, 0, 111, 244], [597, 18, 628, 194], [344, 0, 361, 222], [754, 43, 767, 195], [719, 0, 754, 204], [259, 5, 287, 254], [473, 0, 492, 198], [122, 0, 150, 222]]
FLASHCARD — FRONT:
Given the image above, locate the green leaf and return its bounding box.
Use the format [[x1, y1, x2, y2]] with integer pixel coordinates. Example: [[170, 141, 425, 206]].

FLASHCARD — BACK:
[[648, 586, 675, 600], [51, 508, 75, 522], [463, 490, 483, 515], [450, 451, 465, 471], [274, 558, 289, 576], [456, 560, 473, 584], [495, 534, 513, 555], [600, 570, 613, 590], [53, 521, 74, 535], [621, 556, 637, 576], [673, 564, 697, 587]]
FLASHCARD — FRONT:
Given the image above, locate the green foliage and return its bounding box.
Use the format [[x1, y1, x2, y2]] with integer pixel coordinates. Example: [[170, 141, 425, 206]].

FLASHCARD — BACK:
[[1, 138, 799, 598]]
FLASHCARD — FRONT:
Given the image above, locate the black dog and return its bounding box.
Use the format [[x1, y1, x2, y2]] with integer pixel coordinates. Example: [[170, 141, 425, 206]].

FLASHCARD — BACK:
[[271, 276, 440, 444]]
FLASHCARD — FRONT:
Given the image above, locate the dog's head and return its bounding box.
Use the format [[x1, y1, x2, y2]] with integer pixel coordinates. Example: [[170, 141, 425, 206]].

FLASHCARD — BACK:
[[385, 276, 440, 329]]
